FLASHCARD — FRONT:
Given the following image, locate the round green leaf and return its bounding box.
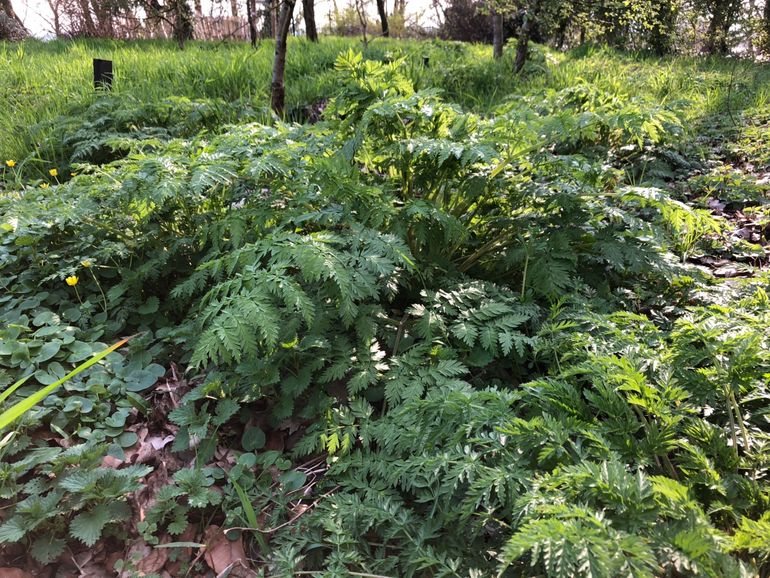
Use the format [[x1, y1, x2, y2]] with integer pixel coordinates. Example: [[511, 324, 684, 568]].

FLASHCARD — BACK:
[[36, 341, 61, 363], [242, 427, 266, 451], [118, 432, 138, 448]]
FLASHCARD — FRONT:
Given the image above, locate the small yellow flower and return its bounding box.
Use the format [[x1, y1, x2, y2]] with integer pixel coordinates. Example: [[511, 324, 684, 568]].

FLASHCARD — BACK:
[[5, 160, 15, 168], [49, 168, 58, 177], [81, 259, 92, 268], [65, 275, 79, 286], [40, 183, 49, 189]]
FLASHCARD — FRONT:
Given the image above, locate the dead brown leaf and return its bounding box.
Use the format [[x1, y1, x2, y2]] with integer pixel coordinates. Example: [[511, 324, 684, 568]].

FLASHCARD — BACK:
[[119, 539, 168, 577], [202, 526, 249, 575], [0, 569, 34, 578]]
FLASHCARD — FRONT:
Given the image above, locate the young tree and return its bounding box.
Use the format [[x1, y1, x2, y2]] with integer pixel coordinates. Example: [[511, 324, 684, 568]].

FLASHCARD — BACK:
[[491, 8, 503, 57], [764, 0, 770, 53], [700, 0, 741, 53], [246, 0, 258, 45], [270, 0, 297, 115], [354, 0, 369, 44], [489, 0, 541, 71], [514, 0, 537, 72], [171, 0, 194, 47], [303, 0, 318, 40], [376, 0, 389, 36]]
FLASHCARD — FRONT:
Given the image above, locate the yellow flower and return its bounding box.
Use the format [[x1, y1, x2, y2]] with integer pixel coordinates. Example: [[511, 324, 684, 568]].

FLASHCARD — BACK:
[[65, 275, 79, 286], [49, 168, 58, 177], [5, 160, 15, 168], [40, 183, 49, 189], [81, 259, 92, 268]]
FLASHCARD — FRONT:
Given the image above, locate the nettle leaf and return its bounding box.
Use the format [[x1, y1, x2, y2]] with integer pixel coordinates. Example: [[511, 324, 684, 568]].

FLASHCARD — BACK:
[[58, 470, 99, 493], [31, 535, 66, 564], [212, 398, 240, 426], [69, 505, 111, 546], [0, 517, 27, 543]]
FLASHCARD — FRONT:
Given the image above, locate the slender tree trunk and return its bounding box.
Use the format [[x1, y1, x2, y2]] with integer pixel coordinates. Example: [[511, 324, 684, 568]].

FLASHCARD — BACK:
[[271, 0, 296, 116], [193, 0, 202, 16], [354, 0, 367, 45], [764, 0, 770, 54], [261, 0, 273, 36], [515, 8, 532, 73], [272, 0, 279, 37], [746, 0, 756, 57], [47, 0, 62, 36], [491, 9, 503, 58], [246, 0, 257, 45], [78, 0, 96, 35], [376, 0, 389, 37], [230, 0, 239, 17], [302, 0, 317, 40], [246, 0, 258, 45]]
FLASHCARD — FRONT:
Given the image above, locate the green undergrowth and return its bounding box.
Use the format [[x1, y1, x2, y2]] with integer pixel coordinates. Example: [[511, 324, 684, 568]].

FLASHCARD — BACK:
[[1, 40, 770, 576]]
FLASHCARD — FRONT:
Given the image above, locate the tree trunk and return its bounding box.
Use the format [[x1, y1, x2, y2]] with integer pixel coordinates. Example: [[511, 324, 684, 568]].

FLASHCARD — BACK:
[[0, 0, 21, 24], [47, 0, 62, 36], [78, 0, 97, 35], [491, 9, 503, 58], [271, 0, 278, 37], [261, 0, 273, 36], [230, 0, 239, 17], [705, 0, 738, 54], [0, 0, 28, 39], [302, 0, 317, 40], [270, 0, 296, 116], [172, 0, 194, 49], [376, 0, 389, 37], [514, 8, 531, 73], [354, 0, 367, 45], [764, 0, 770, 54], [649, 0, 677, 55], [246, 0, 258, 46], [91, 0, 113, 36]]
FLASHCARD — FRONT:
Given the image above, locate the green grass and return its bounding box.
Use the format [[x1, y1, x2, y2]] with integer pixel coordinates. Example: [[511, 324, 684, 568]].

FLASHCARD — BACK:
[[3, 37, 769, 172]]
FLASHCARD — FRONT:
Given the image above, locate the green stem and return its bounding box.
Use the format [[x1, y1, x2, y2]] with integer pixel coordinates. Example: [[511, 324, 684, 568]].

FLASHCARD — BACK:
[[89, 269, 109, 314], [729, 390, 751, 452], [520, 247, 530, 299]]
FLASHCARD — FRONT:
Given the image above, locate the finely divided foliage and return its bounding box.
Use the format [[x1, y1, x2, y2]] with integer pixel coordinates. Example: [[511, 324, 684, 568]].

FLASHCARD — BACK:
[[1, 42, 769, 576]]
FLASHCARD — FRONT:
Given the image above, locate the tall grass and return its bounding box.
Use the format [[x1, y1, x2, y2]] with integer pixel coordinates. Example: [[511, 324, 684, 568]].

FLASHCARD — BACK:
[[2, 36, 770, 173]]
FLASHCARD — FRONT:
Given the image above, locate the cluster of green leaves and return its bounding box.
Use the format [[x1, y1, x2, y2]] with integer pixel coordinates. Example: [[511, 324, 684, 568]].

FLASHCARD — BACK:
[[273, 285, 770, 577], [1, 43, 768, 576], [0, 440, 150, 564]]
